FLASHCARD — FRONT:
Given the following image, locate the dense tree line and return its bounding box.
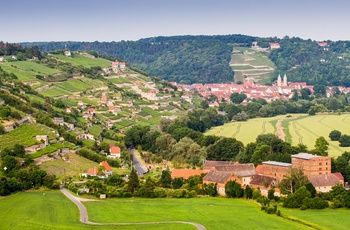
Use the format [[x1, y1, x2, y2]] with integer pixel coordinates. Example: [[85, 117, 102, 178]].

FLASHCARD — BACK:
[[0, 145, 58, 195], [269, 37, 350, 86], [0, 41, 42, 60], [22, 35, 256, 84]]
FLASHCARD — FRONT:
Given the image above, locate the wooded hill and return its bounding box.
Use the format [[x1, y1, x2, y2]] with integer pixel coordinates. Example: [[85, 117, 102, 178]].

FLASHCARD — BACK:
[[22, 35, 256, 84], [23, 35, 350, 86]]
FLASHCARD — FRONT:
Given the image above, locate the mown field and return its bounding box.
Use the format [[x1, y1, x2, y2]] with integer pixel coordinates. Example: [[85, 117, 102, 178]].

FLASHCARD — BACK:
[[2, 191, 350, 230], [206, 114, 350, 157], [280, 206, 350, 230], [0, 123, 57, 151], [0, 191, 184, 230], [84, 197, 307, 230]]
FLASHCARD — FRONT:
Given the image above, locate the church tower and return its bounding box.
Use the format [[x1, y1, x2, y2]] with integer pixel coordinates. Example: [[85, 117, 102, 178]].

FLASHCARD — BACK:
[[277, 74, 282, 87], [283, 74, 287, 86]]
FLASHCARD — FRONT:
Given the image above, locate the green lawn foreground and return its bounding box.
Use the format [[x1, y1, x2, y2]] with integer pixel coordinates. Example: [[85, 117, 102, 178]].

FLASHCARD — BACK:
[[280, 206, 350, 230], [84, 197, 308, 230], [0, 191, 192, 230]]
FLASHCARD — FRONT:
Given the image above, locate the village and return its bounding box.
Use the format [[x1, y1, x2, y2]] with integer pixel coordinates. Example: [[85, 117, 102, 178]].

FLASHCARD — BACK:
[[171, 152, 344, 197]]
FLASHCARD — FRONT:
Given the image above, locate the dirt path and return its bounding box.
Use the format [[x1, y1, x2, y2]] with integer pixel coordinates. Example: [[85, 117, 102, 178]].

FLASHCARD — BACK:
[[275, 118, 286, 141], [60, 188, 206, 230]]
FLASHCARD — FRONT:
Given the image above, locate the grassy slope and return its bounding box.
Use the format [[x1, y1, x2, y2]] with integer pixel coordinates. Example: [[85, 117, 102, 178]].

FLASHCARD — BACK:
[[52, 54, 112, 68], [85, 197, 307, 230], [0, 191, 189, 230], [230, 47, 275, 83], [0, 123, 57, 151]]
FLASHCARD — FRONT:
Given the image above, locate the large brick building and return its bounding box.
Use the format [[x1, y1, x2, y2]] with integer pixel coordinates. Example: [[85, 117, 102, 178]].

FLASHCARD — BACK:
[[291, 153, 331, 177], [259, 161, 292, 182]]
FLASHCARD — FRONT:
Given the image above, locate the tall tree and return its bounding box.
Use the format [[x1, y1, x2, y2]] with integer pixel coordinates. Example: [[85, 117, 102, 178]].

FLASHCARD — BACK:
[[279, 167, 309, 194], [160, 170, 172, 188], [314, 136, 329, 156], [127, 167, 139, 193]]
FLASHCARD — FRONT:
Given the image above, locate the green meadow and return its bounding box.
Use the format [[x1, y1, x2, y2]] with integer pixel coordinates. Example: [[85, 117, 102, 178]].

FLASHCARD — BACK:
[[2, 191, 350, 229], [0, 61, 59, 81], [280, 206, 350, 230], [52, 54, 112, 68], [85, 197, 308, 230], [206, 114, 350, 157], [0, 191, 186, 230]]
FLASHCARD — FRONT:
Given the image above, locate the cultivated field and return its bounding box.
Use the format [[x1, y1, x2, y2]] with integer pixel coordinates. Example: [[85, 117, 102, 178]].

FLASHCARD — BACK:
[[286, 114, 350, 157], [230, 47, 275, 84], [206, 114, 350, 157], [0, 123, 57, 151], [206, 115, 281, 143], [0, 61, 59, 81]]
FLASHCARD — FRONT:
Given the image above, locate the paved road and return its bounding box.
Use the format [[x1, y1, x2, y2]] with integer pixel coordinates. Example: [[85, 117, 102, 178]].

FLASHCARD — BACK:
[[60, 187, 89, 223], [60, 187, 206, 230], [128, 148, 148, 175]]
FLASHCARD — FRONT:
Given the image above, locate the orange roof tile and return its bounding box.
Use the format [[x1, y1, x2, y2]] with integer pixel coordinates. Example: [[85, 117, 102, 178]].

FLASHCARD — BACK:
[[100, 161, 112, 171], [171, 169, 204, 179]]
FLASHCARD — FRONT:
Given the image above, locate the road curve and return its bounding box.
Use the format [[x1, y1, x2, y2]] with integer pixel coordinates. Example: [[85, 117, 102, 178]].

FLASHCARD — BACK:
[[60, 188, 206, 230]]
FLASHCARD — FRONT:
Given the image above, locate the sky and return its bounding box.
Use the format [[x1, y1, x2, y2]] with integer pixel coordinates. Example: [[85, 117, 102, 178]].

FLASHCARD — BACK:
[[2, 0, 350, 43]]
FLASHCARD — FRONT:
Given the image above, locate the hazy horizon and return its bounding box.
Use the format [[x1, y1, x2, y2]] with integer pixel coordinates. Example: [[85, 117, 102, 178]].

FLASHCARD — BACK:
[[3, 0, 350, 43]]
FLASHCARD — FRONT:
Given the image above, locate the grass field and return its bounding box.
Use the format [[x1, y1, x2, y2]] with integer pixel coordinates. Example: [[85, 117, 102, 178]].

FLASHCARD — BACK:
[[206, 114, 350, 157], [0, 61, 59, 81], [205, 116, 280, 143], [84, 197, 308, 230], [286, 114, 350, 157], [53, 54, 112, 68], [0, 123, 57, 151], [280, 206, 350, 230], [0, 191, 186, 230], [2, 191, 350, 230]]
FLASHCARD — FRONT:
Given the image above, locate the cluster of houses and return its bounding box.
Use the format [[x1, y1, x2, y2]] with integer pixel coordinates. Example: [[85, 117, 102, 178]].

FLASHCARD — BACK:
[[82, 143, 121, 178], [82, 160, 113, 178], [171, 152, 344, 197], [172, 74, 350, 105]]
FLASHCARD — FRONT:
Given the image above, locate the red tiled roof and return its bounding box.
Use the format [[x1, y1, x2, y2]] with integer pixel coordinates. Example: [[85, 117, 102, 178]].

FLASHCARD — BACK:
[[255, 165, 263, 175], [171, 169, 204, 179], [332, 172, 344, 180], [110, 146, 121, 155], [100, 161, 112, 171], [88, 168, 97, 176]]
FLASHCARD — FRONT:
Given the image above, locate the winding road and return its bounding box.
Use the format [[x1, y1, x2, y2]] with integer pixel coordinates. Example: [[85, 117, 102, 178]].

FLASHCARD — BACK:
[[60, 187, 206, 230]]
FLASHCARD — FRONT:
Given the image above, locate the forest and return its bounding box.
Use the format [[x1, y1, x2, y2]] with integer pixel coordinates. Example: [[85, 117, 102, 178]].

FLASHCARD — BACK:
[[22, 35, 256, 84], [22, 35, 350, 86]]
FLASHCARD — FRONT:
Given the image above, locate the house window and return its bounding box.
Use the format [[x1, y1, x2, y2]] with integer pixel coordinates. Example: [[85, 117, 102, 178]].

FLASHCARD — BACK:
[[319, 168, 322, 171], [326, 162, 328, 165], [319, 163, 322, 166]]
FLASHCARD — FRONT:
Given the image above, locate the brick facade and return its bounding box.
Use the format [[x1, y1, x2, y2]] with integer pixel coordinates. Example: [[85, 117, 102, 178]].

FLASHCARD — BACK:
[[291, 153, 331, 177]]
